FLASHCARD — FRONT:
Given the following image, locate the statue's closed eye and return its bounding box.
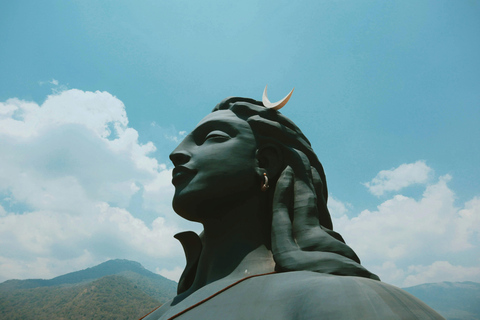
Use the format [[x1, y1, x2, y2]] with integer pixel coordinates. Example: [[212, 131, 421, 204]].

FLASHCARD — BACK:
[[204, 130, 231, 142]]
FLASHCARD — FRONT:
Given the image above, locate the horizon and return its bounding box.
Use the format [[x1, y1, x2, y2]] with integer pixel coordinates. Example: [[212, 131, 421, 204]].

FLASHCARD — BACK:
[[3, 257, 479, 290], [0, 0, 479, 288]]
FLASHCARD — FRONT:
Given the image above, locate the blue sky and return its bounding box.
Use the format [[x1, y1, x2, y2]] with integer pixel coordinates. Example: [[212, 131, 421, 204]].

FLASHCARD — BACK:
[[0, 0, 479, 287]]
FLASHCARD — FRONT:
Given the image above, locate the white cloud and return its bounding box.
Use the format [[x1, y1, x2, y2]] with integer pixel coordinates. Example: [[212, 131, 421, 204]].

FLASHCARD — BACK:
[[156, 266, 184, 282], [143, 168, 176, 216], [0, 89, 195, 282], [0, 252, 96, 281], [363, 160, 433, 196], [0, 89, 128, 139], [0, 204, 6, 217], [331, 164, 480, 287], [163, 130, 188, 143], [38, 79, 60, 87], [403, 261, 480, 287], [372, 261, 406, 286], [367, 260, 480, 288], [149, 122, 187, 142], [327, 196, 351, 218]]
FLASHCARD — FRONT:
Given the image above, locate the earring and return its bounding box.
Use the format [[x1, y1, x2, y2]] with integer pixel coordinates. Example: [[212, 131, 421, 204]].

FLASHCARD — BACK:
[[261, 173, 269, 192]]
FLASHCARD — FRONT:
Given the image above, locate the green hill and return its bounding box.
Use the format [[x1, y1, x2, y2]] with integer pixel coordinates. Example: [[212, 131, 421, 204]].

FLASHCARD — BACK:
[[0, 259, 177, 320]]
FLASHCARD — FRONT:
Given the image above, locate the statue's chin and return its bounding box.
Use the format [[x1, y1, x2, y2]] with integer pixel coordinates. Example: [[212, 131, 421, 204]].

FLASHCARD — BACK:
[[172, 182, 258, 223], [172, 198, 202, 223]]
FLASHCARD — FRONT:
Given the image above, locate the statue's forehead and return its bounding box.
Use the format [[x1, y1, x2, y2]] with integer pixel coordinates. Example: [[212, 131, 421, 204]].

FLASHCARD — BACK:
[[195, 110, 249, 130]]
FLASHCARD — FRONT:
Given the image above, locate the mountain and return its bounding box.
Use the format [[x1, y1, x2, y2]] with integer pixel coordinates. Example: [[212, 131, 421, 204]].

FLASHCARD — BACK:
[[0, 259, 177, 320], [403, 281, 480, 320]]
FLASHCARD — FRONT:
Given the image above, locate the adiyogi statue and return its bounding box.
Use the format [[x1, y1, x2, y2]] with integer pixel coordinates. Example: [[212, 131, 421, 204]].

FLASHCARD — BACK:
[[142, 87, 444, 320]]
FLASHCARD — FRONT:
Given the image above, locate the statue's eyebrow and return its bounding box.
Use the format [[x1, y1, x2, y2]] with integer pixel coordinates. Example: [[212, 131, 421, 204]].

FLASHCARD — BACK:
[[192, 119, 240, 136]]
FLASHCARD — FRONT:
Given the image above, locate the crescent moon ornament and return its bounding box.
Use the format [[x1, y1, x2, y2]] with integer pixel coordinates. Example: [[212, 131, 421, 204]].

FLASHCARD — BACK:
[[262, 85, 295, 110]]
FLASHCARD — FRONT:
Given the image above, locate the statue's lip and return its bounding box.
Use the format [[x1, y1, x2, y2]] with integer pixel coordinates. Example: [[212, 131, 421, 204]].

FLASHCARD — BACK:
[[172, 166, 196, 185]]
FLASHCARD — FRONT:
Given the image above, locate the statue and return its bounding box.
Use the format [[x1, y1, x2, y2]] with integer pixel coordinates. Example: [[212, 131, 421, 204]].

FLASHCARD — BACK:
[[142, 88, 444, 319]]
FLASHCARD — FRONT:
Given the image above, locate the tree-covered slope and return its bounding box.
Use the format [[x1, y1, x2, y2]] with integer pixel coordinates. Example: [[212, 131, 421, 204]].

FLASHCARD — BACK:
[[0, 259, 177, 320], [0, 275, 161, 320]]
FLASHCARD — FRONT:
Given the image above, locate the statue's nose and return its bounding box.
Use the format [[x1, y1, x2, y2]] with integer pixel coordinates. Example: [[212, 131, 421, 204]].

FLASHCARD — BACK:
[[169, 150, 191, 166]]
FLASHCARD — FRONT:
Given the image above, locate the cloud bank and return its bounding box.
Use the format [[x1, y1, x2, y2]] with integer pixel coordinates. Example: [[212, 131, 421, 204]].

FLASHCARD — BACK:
[[0, 89, 194, 282], [331, 162, 480, 287], [363, 160, 433, 196]]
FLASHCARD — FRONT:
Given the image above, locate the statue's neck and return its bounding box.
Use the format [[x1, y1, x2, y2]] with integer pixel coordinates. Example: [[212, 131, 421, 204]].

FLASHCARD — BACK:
[[188, 195, 275, 293]]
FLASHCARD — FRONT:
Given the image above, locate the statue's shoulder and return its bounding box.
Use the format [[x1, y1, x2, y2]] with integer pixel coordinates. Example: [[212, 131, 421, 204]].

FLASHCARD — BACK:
[[141, 271, 444, 320], [267, 271, 444, 320]]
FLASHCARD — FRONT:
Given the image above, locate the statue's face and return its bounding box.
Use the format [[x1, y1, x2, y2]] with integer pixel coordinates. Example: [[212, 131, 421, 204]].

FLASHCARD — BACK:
[[169, 110, 258, 221]]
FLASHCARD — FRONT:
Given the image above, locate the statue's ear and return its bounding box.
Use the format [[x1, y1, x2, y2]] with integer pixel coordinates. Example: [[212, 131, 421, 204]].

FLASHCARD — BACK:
[[256, 144, 283, 179]]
